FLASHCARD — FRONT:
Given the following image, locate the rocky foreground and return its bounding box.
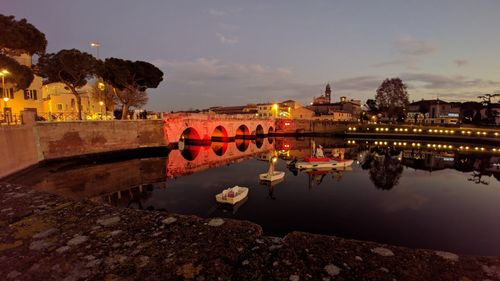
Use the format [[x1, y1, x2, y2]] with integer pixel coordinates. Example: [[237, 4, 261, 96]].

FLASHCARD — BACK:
[[1, 182, 500, 281]]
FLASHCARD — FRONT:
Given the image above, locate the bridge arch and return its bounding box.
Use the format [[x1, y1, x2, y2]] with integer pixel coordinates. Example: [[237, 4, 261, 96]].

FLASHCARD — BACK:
[[236, 124, 250, 138], [256, 124, 265, 136], [180, 145, 201, 161], [180, 127, 201, 145], [235, 139, 250, 152], [254, 137, 264, 148], [268, 126, 274, 134], [211, 141, 228, 156], [211, 125, 229, 142]]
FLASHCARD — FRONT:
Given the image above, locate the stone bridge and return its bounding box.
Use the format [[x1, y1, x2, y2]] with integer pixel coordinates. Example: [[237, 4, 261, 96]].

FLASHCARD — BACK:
[[163, 113, 276, 145]]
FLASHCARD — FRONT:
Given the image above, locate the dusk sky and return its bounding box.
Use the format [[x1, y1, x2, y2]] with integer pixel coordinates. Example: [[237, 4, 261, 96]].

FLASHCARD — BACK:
[[3, 0, 500, 111]]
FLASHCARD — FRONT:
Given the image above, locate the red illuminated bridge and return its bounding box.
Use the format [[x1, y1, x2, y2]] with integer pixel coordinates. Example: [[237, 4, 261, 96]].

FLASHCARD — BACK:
[[163, 113, 276, 146]]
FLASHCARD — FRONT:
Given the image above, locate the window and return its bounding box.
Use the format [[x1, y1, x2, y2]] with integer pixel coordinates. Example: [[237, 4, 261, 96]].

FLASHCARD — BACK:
[[23, 89, 38, 100], [57, 104, 63, 111]]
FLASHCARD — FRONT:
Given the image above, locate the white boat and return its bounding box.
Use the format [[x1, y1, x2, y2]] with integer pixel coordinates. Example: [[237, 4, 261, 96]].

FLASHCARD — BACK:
[[259, 171, 285, 181], [259, 155, 285, 182], [295, 157, 354, 169], [215, 186, 249, 205]]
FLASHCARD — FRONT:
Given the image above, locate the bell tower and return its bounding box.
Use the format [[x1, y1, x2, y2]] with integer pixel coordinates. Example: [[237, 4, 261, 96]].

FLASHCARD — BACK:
[[325, 83, 331, 103]]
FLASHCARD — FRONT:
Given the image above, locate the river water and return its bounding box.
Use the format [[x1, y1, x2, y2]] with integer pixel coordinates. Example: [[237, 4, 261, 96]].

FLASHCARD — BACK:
[[10, 137, 500, 255]]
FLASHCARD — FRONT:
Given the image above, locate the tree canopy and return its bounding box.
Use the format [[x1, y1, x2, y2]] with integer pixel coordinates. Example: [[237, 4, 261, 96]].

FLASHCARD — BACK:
[[375, 78, 409, 120], [36, 49, 99, 120], [100, 58, 163, 119], [0, 54, 34, 90], [0, 14, 47, 56]]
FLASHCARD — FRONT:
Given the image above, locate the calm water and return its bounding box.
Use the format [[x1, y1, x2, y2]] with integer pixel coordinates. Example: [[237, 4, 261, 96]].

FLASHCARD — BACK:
[[10, 137, 500, 255]]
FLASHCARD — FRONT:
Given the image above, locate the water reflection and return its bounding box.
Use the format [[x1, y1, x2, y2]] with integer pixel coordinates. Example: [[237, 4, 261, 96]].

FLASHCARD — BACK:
[[260, 177, 284, 200], [235, 138, 250, 152], [8, 136, 500, 255], [369, 153, 404, 190]]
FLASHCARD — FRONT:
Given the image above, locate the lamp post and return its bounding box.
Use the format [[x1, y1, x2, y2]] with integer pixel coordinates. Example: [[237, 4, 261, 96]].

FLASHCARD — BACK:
[[97, 82, 105, 119], [272, 103, 279, 118], [1, 69, 9, 121], [90, 42, 101, 59]]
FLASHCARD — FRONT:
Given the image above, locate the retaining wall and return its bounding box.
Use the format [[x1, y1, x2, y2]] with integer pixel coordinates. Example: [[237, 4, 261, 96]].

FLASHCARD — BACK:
[[0, 115, 165, 178]]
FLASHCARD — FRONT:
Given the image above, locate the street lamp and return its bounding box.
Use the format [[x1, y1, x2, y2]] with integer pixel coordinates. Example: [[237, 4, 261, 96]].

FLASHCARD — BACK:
[[272, 103, 279, 117], [1, 70, 9, 116], [90, 41, 101, 58], [99, 101, 104, 120]]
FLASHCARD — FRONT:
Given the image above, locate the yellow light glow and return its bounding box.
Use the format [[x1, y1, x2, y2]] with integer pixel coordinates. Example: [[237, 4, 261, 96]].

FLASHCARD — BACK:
[[418, 129, 422, 132], [99, 101, 104, 106], [374, 141, 378, 145], [384, 141, 387, 145], [404, 128, 408, 132], [465, 146, 469, 150], [450, 130, 454, 134], [385, 128, 389, 131], [3, 96, 9, 102], [427, 144, 431, 147], [461, 131, 465, 134], [272, 104, 279, 110], [417, 143, 421, 146]]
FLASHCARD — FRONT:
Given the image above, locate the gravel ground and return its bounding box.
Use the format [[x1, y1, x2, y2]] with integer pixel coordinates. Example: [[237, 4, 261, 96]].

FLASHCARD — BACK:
[[1, 182, 499, 281]]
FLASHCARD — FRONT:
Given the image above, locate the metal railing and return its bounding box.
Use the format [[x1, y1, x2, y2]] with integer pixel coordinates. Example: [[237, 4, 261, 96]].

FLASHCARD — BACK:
[[0, 113, 22, 125]]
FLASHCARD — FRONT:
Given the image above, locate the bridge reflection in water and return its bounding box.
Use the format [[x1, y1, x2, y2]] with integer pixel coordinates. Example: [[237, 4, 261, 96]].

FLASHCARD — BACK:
[[167, 137, 274, 179]]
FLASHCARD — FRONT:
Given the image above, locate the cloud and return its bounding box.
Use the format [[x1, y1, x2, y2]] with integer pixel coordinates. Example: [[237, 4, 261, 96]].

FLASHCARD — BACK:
[[373, 35, 437, 69], [400, 73, 500, 89], [215, 33, 239, 44], [395, 35, 438, 56], [208, 8, 226, 16], [454, 59, 468, 67], [149, 58, 306, 109], [334, 76, 383, 92], [219, 23, 240, 31]]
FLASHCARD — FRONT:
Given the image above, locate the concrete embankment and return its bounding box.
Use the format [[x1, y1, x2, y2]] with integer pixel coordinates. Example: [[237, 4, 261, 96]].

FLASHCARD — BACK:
[[1, 183, 499, 280], [0, 113, 165, 178]]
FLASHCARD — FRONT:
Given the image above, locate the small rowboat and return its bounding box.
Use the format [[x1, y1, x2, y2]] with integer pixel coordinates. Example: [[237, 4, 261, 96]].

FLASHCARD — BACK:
[[215, 186, 249, 205], [259, 171, 285, 182]]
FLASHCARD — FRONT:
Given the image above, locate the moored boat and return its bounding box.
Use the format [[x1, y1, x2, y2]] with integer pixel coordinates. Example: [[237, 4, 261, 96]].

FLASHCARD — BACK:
[[259, 171, 285, 181], [295, 157, 354, 169], [215, 186, 249, 205]]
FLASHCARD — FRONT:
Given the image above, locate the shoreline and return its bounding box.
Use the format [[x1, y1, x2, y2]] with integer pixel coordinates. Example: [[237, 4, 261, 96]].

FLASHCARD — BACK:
[[1, 183, 499, 280]]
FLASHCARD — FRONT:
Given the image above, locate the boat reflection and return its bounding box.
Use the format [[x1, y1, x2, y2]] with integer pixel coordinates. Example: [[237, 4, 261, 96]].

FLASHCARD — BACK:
[[260, 177, 284, 200]]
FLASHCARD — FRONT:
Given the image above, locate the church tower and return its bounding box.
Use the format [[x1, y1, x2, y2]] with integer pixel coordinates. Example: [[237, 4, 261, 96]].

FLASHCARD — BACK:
[[325, 83, 331, 103]]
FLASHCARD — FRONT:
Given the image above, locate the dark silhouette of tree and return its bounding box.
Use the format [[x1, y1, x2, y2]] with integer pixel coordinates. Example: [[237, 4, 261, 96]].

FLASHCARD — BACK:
[[460, 101, 483, 125], [375, 78, 409, 121], [0, 54, 34, 90], [0, 14, 47, 57], [478, 93, 499, 125], [99, 58, 163, 119], [369, 154, 404, 190], [0, 14, 46, 92], [36, 49, 99, 120]]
